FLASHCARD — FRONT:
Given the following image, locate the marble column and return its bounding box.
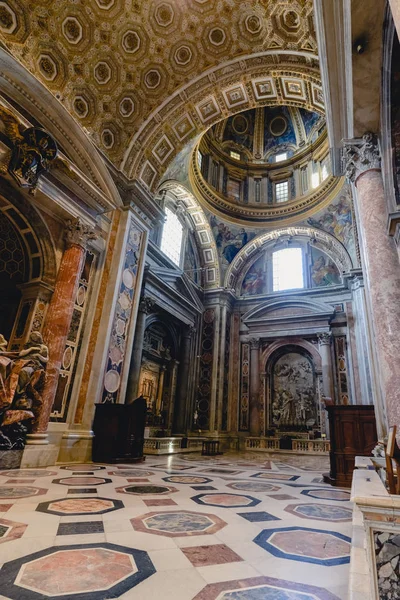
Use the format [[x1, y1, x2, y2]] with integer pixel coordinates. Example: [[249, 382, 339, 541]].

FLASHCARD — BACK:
[[216, 300, 228, 431], [33, 219, 96, 435], [125, 296, 154, 404], [317, 332, 334, 401], [249, 338, 261, 436], [343, 133, 400, 433], [172, 327, 193, 434]]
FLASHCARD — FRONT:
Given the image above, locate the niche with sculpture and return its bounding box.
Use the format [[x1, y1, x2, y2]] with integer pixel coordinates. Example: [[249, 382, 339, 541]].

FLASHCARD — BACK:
[[269, 349, 318, 432], [0, 332, 48, 450]]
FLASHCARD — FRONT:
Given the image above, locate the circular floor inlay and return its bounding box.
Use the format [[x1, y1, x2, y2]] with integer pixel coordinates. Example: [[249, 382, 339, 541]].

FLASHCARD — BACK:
[[163, 476, 212, 484], [124, 485, 171, 495], [0, 486, 46, 499], [52, 477, 111, 486], [227, 481, 280, 493]]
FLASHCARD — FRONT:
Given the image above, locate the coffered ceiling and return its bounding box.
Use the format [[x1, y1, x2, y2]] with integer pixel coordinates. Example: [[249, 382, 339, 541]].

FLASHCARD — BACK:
[[0, 0, 321, 187]]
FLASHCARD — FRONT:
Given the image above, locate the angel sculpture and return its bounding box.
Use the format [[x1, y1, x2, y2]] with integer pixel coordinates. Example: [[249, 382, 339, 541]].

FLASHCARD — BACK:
[[0, 104, 58, 191]]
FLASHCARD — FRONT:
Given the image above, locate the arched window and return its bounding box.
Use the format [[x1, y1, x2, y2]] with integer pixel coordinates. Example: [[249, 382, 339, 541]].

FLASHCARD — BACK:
[[272, 247, 304, 291], [160, 207, 184, 266]]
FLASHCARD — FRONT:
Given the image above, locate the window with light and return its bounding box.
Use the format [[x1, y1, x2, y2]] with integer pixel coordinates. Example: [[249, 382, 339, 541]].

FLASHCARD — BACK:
[[275, 152, 287, 163], [230, 150, 241, 160], [160, 207, 183, 266], [272, 247, 304, 291], [311, 171, 320, 189], [321, 163, 329, 181], [275, 181, 289, 203]]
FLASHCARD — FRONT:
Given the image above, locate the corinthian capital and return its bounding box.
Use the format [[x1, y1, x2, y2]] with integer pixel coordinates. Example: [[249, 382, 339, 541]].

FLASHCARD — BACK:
[[139, 296, 155, 314], [317, 332, 331, 346], [342, 133, 381, 182], [65, 218, 97, 249], [250, 337, 260, 350]]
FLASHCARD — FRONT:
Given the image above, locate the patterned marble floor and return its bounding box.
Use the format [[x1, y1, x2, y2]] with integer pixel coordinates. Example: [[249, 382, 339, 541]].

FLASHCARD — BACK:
[[0, 452, 351, 600]]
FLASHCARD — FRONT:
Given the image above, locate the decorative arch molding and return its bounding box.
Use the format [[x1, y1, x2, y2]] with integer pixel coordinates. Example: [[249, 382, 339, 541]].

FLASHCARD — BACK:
[[122, 52, 324, 189], [261, 338, 322, 373], [0, 178, 57, 287], [157, 180, 220, 288], [224, 225, 353, 292], [242, 297, 335, 327], [0, 49, 121, 208]]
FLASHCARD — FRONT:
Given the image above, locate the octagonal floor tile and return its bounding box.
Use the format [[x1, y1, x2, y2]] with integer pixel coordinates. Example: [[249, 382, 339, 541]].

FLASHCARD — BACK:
[[131, 510, 227, 537], [301, 489, 351, 501], [52, 477, 112, 487], [0, 517, 27, 544], [60, 465, 106, 471], [0, 486, 47, 499], [193, 575, 341, 600], [254, 526, 351, 566], [116, 484, 177, 495], [251, 473, 300, 481], [0, 543, 155, 599], [192, 492, 260, 508], [36, 497, 124, 516], [226, 481, 281, 493], [0, 469, 57, 478], [163, 475, 212, 485], [284, 503, 352, 522]]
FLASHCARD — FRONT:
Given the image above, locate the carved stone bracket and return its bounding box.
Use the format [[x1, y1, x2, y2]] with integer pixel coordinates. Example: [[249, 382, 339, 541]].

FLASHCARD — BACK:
[[317, 332, 332, 346], [342, 133, 381, 183], [65, 218, 97, 250], [139, 296, 155, 314]]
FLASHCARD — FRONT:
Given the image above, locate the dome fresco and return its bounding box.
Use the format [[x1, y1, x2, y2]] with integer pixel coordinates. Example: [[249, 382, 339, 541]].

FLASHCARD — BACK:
[[214, 106, 324, 164]]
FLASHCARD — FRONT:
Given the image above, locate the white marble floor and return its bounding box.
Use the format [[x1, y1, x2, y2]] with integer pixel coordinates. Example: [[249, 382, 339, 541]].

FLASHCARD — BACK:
[[0, 452, 351, 600]]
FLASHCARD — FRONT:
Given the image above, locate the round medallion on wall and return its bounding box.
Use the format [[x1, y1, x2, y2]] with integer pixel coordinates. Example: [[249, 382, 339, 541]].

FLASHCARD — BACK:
[[62, 346, 73, 370], [104, 369, 120, 393], [76, 285, 86, 306], [232, 114, 248, 135], [269, 115, 288, 137], [122, 268, 134, 289]]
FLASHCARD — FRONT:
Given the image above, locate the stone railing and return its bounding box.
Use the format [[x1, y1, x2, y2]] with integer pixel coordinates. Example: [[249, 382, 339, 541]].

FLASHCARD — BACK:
[[245, 437, 280, 450], [245, 437, 329, 453], [292, 440, 330, 453], [350, 465, 400, 600], [143, 437, 183, 454], [186, 438, 207, 450]]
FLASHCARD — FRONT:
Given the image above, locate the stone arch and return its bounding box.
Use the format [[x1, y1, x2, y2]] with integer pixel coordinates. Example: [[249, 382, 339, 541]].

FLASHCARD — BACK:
[[261, 338, 322, 374], [0, 178, 57, 287], [0, 49, 121, 207], [224, 225, 353, 292], [122, 52, 324, 189], [157, 180, 221, 288]]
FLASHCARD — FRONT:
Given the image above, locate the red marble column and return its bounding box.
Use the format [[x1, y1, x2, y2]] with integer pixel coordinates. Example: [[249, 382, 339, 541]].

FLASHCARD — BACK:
[[249, 338, 261, 436], [344, 134, 400, 432], [33, 219, 96, 433]]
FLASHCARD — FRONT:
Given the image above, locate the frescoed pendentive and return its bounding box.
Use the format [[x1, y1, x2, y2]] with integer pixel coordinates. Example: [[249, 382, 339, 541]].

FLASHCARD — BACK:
[[254, 526, 351, 566], [301, 489, 351, 502], [0, 543, 156, 600], [284, 503, 352, 522], [193, 575, 341, 600], [36, 497, 124, 516], [192, 493, 261, 508], [131, 510, 227, 537]]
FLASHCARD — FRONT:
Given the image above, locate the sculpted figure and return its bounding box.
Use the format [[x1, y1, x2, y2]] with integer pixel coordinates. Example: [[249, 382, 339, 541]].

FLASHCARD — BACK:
[[0, 332, 48, 414]]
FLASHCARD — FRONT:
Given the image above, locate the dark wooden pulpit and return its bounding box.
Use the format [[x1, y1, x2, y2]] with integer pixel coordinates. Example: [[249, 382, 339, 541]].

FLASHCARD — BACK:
[[92, 397, 147, 463], [325, 404, 377, 487]]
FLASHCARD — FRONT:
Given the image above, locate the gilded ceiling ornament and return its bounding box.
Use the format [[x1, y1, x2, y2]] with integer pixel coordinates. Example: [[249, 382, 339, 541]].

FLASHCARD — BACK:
[[0, 105, 58, 193]]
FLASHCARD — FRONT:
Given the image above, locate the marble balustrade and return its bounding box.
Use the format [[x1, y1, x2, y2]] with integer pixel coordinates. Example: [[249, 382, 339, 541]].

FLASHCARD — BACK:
[[350, 466, 400, 600]]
